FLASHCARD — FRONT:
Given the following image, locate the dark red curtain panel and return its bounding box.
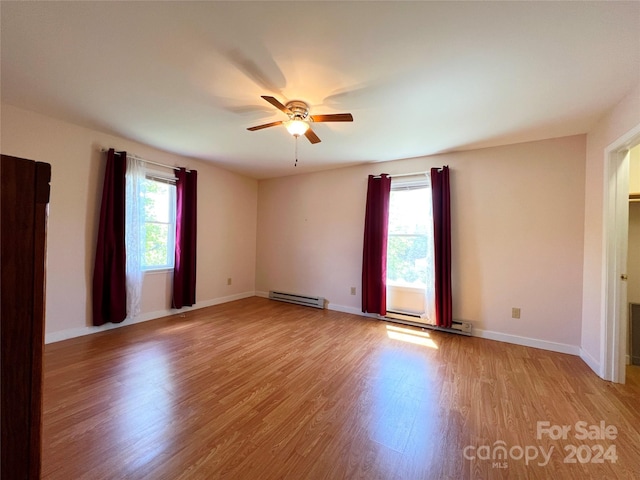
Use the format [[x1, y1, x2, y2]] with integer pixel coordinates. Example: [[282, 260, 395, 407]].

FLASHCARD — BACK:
[[431, 166, 453, 328], [172, 168, 198, 309], [92, 149, 127, 326], [362, 174, 391, 315]]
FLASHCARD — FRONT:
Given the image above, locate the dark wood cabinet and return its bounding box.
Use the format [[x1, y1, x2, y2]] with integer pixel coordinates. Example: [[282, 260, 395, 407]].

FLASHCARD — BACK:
[[1, 154, 51, 479]]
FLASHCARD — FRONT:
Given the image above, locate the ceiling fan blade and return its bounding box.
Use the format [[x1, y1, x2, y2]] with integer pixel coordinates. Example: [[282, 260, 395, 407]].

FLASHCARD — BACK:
[[310, 113, 353, 123], [304, 128, 321, 144], [247, 120, 283, 131], [261, 95, 292, 114]]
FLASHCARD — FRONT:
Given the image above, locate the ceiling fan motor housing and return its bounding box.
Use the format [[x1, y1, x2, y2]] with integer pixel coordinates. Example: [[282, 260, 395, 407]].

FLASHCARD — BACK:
[[285, 100, 310, 121]]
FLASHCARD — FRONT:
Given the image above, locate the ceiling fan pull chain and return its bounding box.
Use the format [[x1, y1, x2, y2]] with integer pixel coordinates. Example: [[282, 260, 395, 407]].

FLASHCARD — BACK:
[[295, 135, 298, 167]]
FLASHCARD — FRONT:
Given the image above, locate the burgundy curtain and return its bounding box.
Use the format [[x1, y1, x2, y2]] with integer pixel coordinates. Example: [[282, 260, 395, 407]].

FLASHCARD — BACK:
[[92, 149, 127, 326], [431, 166, 452, 328], [172, 168, 197, 309], [362, 174, 391, 315]]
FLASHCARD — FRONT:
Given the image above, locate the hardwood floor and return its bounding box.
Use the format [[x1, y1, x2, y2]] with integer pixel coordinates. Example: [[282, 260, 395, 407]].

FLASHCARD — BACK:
[[42, 297, 640, 479]]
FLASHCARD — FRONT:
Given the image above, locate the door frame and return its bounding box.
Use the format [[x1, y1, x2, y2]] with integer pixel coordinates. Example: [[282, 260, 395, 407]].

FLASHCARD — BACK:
[[602, 123, 640, 383]]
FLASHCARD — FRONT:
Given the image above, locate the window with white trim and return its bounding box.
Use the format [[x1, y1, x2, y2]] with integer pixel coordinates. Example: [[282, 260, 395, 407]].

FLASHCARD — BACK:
[[387, 181, 432, 287], [141, 175, 176, 270], [386, 177, 436, 320]]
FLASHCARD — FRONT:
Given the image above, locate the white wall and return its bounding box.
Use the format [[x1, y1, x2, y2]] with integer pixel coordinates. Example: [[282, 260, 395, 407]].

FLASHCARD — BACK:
[[1, 104, 258, 341], [257, 135, 586, 352], [581, 82, 640, 372]]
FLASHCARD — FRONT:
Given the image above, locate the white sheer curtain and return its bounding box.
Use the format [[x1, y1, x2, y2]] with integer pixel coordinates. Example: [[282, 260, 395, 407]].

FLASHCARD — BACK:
[[125, 157, 145, 319], [420, 173, 437, 325]]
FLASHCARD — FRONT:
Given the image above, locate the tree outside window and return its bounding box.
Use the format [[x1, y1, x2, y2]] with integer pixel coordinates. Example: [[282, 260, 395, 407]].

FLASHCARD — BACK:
[[141, 177, 176, 270], [387, 186, 432, 286]]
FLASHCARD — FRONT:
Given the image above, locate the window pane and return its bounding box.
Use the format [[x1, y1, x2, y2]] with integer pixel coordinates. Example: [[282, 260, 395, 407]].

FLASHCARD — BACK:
[[387, 235, 428, 286], [140, 177, 176, 270], [144, 223, 170, 267], [142, 179, 171, 223], [388, 187, 430, 234]]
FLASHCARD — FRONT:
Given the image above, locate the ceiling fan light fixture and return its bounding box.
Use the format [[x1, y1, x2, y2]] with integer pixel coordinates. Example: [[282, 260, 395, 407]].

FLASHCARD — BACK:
[[248, 96, 352, 145], [285, 119, 310, 137]]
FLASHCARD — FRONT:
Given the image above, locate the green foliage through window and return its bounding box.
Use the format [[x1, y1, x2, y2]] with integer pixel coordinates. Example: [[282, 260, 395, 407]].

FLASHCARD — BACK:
[[141, 177, 176, 269], [387, 235, 428, 284], [386, 186, 432, 286]]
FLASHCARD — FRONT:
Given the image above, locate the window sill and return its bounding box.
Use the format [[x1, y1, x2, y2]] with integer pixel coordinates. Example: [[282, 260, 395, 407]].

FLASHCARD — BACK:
[[387, 283, 426, 294], [143, 268, 174, 275]]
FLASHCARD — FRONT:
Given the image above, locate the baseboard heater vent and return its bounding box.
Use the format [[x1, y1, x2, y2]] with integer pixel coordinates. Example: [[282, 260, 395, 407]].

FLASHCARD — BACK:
[[269, 291, 325, 309], [383, 310, 472, 336]]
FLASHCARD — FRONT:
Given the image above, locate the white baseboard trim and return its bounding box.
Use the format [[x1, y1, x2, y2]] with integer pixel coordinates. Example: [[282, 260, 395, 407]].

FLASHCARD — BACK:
[[474, 328, 581, 356], [327, 302, 371, 317], [256, 294, 371, 317], [196, 291, 257, 309], [327, 301, 582, 356], [44, 291, 256, 344], [579, 348, 602, 375]]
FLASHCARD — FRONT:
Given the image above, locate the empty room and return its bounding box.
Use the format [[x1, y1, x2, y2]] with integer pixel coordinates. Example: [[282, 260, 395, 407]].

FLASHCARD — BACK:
[[2, 1, 640, 479]]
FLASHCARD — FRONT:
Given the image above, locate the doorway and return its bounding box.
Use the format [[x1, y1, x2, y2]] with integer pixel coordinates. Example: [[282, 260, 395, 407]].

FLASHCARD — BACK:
[[626, 145, 640, 377], [603, 125, 640, 383]]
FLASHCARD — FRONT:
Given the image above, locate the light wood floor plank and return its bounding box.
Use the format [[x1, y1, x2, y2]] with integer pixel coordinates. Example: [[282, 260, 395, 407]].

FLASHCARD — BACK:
[[41, 297, 640, 479]]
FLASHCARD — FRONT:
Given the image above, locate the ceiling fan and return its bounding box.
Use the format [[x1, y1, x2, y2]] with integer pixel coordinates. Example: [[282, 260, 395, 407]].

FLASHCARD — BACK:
[[247, 96, 353, 144]]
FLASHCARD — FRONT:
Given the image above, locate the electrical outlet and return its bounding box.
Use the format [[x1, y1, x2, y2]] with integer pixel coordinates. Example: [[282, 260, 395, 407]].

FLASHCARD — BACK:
[[512, 307, 521, 319], [227, 277, 232, 286], [350, 287, 356, 295]]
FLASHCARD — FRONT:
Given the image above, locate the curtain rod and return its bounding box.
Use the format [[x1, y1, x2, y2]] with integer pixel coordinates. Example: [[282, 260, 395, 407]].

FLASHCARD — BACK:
[[372, 171, 429, 179], [99, 148, 190, 172]]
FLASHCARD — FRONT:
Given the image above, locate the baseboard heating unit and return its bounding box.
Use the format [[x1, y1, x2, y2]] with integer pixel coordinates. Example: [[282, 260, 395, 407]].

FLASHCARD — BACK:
[[383, 310, 472, 336], [269, 291, 325, 309]]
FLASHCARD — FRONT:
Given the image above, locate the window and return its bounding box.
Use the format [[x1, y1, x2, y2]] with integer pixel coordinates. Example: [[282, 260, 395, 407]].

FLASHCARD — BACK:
[[141, 175, 176, 270], [386, 179, 436, 319], [387, 183, 432, 287]]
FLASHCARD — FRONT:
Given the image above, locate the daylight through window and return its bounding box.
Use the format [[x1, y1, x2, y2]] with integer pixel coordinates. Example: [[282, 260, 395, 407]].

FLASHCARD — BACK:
[[141, 176, 176, 270], [387, 184, 432, 287]]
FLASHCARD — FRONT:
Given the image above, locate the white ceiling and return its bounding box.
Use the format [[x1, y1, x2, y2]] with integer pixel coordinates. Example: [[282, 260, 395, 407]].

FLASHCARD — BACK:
[[2, 1, 639, 179]]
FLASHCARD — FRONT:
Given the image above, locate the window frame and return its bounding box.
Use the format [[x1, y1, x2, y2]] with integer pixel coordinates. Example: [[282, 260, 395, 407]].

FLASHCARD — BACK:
[[386, 178, 432, 288], [140, 170, 177, 272]]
